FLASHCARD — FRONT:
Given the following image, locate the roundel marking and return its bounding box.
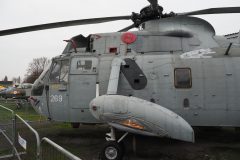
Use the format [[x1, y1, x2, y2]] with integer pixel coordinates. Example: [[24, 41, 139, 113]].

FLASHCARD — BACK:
[[121, 32, 137, 44]]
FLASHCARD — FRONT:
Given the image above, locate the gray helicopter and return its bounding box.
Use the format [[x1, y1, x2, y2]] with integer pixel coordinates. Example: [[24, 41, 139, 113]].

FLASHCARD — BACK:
[[1, 0, 240, 159]]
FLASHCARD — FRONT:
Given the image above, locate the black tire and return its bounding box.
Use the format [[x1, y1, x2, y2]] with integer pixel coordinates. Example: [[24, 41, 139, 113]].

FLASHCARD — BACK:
[[71, 123, 80, 128], [100, 141, 124, 160]]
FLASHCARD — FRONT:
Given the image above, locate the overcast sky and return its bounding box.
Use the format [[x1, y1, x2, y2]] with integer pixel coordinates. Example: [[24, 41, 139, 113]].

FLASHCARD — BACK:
[[0, 0, 240, 81]]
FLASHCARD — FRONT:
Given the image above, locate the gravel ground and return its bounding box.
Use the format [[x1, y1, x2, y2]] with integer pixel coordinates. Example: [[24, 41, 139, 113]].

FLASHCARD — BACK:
[[37, 124, 240, 160], [1, 122, 240, 160]]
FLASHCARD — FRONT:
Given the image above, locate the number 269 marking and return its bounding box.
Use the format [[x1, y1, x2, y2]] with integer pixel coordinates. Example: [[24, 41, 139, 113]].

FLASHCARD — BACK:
[[50, 95, 63, 103]]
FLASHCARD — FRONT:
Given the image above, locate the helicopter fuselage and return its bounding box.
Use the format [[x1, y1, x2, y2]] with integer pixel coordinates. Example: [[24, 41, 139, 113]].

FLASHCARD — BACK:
[[29, 17, 240, 140], [2, 1, 240, 158]]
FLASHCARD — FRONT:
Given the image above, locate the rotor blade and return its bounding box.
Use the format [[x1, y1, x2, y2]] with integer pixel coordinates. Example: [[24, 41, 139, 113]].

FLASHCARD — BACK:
[[0, 15, 131, 36], [177, 7, 240, 16], [118, 24, 136, 32]]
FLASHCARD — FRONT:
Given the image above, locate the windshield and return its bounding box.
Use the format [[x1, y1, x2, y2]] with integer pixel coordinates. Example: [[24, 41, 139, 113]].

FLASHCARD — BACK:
[[31, 61, 52, 96], [49, 60, 69, 83], [39, 61, 52, 80]]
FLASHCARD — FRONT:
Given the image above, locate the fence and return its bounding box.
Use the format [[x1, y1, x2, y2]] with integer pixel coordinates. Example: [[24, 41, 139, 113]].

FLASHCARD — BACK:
[[0, 104, 16, 159], [0, 98, 43, 121], [15, 114, 41, 160], [41, 138, 82, 160], [0, 98, 17, 104], [0, 104, 82, 160]]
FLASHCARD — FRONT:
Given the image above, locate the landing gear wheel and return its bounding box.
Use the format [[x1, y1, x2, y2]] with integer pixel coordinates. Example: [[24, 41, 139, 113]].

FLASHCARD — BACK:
[[100, 141, 123, 160]]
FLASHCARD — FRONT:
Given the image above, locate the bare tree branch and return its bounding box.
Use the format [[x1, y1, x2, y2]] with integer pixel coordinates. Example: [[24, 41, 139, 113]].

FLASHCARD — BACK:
[[24, 57, 50, 83]]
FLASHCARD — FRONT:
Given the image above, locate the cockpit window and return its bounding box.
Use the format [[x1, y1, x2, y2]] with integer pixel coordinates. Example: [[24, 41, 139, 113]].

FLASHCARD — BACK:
[[39, 62, 52, 80], [60, 60, 69, 82], [77, 60, 92, 70], [49, 60, 69, 83], [31, 62, 52, 96], [49, 61, 61, 82], [32, 80, 44, 96]]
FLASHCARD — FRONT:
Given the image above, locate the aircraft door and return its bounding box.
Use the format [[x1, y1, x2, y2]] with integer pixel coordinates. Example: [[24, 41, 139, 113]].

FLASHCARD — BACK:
[[68, 56, 99, 123], [47, 59, 69, 121]]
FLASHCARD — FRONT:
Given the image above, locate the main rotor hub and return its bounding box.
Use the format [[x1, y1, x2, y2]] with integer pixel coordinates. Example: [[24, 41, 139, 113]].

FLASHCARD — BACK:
[[140, 5, 164, 18], [131, 5, 176, 27]]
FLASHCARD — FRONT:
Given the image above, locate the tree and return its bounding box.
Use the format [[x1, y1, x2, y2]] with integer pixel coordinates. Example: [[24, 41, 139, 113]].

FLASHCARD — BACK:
[[12, 77, 17, 84], [24, 57, 50, 83], [3, 76, 8, 81], [12, 76, 21, 84], [17, 76, 21, 83]]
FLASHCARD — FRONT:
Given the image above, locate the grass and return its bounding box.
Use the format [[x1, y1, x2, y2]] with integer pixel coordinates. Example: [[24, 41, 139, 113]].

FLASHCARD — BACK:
[[0, 148, 12, 156], [0, 100, 45, 121]]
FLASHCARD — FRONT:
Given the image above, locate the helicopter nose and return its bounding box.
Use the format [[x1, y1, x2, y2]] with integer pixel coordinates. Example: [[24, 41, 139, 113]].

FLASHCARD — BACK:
[[28, 96, 39, 106], [29, 96, 42, 114]]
